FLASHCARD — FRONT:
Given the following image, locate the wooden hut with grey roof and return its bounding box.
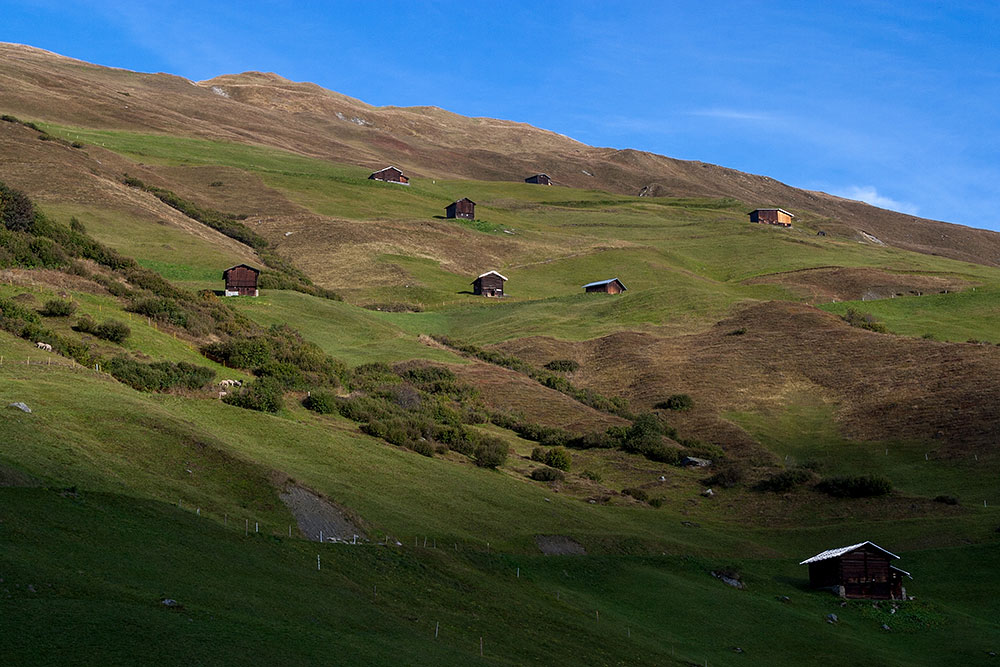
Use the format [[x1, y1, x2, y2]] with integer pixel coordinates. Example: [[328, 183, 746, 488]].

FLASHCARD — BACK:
[[800, 541, 910, 599]]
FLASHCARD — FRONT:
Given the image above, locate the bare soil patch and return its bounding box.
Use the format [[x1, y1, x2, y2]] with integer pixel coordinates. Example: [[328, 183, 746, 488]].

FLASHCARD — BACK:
[[535, 535, 587, 555], [279, 484, 366, 542], [745, 266, 974, 303]]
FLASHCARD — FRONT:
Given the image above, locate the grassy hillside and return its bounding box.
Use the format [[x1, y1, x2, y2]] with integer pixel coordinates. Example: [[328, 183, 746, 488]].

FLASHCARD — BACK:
[[0, 106, 999, 666]]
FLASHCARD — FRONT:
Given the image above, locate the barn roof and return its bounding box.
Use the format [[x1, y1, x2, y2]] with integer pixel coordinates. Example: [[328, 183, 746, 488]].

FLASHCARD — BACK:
[[799, 541, 900, 565], [371, 165, 404, 174], [751, 208, 795, 217], [449, 198, 476, 205], [223, 263, 260, 275], [582, 278, 627, 290], [529, 173, 550, 178], [890, 565, 912, 578], [474, 270, 508, 282]]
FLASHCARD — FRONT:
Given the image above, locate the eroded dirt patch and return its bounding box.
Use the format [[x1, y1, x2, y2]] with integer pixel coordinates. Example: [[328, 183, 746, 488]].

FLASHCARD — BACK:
[[745, 266, 973, 303], [279, 484, 366, 542], [535, 534, 587, 555]]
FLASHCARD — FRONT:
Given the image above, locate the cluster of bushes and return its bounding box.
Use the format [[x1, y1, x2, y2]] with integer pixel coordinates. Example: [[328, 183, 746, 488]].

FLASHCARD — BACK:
[[105, 356, 215, 392], [303, 363, 507, 468], [431, 335, 632, 418], [204, 325, 346, 389], [654, 394, 694, 411], [622, 487, 649, 502], [544, 359, 579, 373], [816, 475, 892, 498], [73, 314, 131, 343], [0, 296, 95, 365], [222, 377, 284, 413], [842, 308, 888, 334], [531, 446, 572, 471], [40, 298, 77, 317], [754, 468, 814, 493]]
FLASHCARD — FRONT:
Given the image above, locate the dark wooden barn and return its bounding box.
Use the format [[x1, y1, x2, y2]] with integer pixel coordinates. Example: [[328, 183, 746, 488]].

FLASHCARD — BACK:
[[223, 264, 260, 297], [368, 166, 409, 185], [525, 173, 552, 185], [749, 208, 794, 227], [583, 278, 627, 294], [445, 198, 476, 219], [800, 541, 910, 599], [472, 271, 507, 297]]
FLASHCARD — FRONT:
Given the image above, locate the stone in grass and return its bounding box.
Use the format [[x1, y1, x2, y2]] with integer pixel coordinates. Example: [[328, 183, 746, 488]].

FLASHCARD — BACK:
[[827, 613, 839, 624], [8, 402, 31, 413], [161, 598, 183, 609], [881, 624, 891, 632]]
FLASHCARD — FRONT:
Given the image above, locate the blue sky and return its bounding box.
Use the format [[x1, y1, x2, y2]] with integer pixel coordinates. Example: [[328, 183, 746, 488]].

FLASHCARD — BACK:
[[3, 1, 999, 230]]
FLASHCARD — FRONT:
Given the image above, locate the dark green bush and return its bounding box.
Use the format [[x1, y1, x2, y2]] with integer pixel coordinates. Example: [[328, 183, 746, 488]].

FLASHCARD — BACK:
[[622, 487, 649, 502], [255, 361, 308, 390], [816, 475, 892, 498], [544, 359, 580, 373], [755, 469, 814, 493], [473, 436, 508, 469], [303, 390, 339, 415], [40, 298, 77, 316], [95, 320, 131, 343], [530, 466, 564, 482], [933, 495, 959, 505], [222, 377, 284, 413], [543, 446, 572, 471], [0, 183, 36, 233], [655, 394, 694, 411], [702, 463, 745, 489]]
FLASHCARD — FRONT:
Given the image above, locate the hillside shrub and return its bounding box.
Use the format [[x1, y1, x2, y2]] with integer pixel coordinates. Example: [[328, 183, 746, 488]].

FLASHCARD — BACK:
[[473, 436, 508, 469], [40, 298, 77, 316], [933, 495, 959, 505], [544, 359, 580, 373], [622, 487, 649, 503], [74, 315, 130, 343], [842, 308, 888, 333], [530, 466, 564, 482], [255, 360, 309, 390], [581, 470, 603, 482], [303, 390, 339, 414], [755, 469, 814, 493], [702, 463, 745, 489], [655, 394, 694, 411], [816, 475, 892, 498], [0, 183, 36, 233], [222, 377, 284, 413], [105, 356, 215, 392], [531, 446, 572, 471]]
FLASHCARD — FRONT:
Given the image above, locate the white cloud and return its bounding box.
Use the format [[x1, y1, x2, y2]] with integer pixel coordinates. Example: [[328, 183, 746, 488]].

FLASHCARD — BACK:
[[830, 185, 920, 215], [687, 108, 777, 122]]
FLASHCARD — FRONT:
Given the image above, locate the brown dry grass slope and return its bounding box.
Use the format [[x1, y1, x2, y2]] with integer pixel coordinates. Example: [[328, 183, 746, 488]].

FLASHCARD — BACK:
[[2, 42, 999, 268]]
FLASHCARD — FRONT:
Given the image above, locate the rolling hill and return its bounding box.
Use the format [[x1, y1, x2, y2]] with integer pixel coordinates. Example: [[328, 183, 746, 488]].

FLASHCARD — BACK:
[[2, 43, 1000, 665]]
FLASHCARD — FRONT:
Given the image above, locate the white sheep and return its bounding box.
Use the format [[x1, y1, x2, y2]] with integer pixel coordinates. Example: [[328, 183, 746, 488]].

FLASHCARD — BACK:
[[35, 342, 52, 352]]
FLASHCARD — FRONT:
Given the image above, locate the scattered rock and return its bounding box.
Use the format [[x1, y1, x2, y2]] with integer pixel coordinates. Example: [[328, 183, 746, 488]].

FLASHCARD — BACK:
[[711, 571, 745, 590], [702, 488, 714, 497], [279, 484, 366, 543], [681, 456, 712, 468], [680, 521, 701, 528], [826, 613, 839, 624], [658, 475, 666, 481], [26, 584, 36, 593], [7, 402, 31, 413], [777, 595, 790, 603], [881, 624, 891, 632], [732, 647, 744, 654], [161, 598, 182, 608]]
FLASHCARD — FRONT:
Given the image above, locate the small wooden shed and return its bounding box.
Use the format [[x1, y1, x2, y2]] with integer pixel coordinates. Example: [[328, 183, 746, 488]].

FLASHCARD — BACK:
[[368, 166, 409, 185], [223, 264, 260, 297], [583, 278, 627, 294], [446, 198, 476, 219], [749, 208, 794, 227], [800, 541, 910, 599], [472, 271, 507, 297], [525, 174, 552, 185]]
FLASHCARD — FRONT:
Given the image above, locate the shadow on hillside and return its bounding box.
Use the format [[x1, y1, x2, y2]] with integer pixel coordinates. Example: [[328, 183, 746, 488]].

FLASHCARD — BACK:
[[456, 290, 474, 295], [775, 575, 812, 592]]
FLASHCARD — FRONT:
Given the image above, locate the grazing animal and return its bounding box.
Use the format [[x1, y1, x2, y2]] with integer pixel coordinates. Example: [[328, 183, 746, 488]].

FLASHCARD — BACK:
[[218, 379, 242, 388], [35, 342, 53, 352]]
